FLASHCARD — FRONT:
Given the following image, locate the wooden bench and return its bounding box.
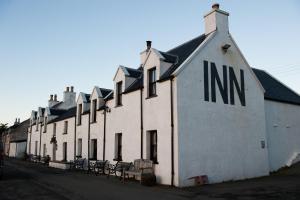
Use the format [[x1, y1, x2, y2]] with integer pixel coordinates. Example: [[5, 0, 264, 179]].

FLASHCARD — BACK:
[[123, 159, 154, 183], [107, 161, 132, 178], [69, 158, 86, 170]]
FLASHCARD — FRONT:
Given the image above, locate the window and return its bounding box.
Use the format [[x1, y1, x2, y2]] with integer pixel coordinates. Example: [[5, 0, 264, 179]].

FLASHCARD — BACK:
[[77, 138, 82, 157], [43, 117, 47, 133], [78, 104, 82, 125], [63, 142, 67, 161], [92, 99, 97, 122], [63, 121, 68, 134], [148, 68, 157, 97], [43, 144, 46, 157], [116, 81, 122, 106], [114, 133, 122, 161], [53, 123, 56, 136], [36, 120, 39, 131], [149, 131, 158, 163], [90, 139, 97, 160]]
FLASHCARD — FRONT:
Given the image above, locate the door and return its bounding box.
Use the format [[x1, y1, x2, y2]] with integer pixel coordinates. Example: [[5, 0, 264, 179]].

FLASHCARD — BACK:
[[63, 142, 67, 161]]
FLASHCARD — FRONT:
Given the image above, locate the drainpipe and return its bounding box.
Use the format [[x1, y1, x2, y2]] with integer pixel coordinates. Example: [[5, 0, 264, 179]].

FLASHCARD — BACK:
[[74, 115, 77, 160], [39, 123, 42, 160], [103, 103, 107, 161], [140, 88, 144, 159], [29, 125, 32, 154], [88, 112, 91, 170], [170, 77, 175, 186]]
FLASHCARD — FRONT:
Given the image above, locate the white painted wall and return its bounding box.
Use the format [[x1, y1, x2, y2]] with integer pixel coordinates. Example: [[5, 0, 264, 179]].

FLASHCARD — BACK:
[[265, 100, 300, 171], [55, 117, 75, 162], [176, 30, 270, 187]]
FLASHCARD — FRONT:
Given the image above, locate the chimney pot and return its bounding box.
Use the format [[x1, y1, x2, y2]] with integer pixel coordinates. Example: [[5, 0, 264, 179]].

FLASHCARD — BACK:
[[66, 87, 70, 92], [146, 41, 152, 51], [212, 3, 220, 10], [71, 86, 74, 92], [50, 94, 53, 101], [54, 94, 57, 101]]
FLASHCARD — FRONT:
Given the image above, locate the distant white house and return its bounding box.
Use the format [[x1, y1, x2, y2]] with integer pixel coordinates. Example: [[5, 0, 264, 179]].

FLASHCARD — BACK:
[[26, 4, 300, 187]]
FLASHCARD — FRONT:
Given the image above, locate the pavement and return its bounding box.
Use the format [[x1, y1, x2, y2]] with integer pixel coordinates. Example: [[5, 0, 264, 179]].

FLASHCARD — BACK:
[[0, 158, 300, 200]]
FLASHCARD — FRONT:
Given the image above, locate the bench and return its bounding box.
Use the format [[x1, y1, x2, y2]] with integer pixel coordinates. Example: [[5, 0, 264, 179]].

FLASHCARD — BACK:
[[89, 160, 108, 175], [123, 159, 154, 183], [107, 161, 132, 178], [69, 158, 86, 170]]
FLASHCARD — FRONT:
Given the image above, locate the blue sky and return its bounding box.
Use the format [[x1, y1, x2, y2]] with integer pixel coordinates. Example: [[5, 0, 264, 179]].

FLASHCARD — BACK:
[[0, 0, 300, 125]]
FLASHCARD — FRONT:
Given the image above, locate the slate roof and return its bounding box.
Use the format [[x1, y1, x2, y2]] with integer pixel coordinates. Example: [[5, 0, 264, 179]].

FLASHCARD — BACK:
[[123, 34, 207, 93], [159, 51, 178, 63], [51, 102, 63, 109], [84, 94, 91, 102], [252, 68, 300, 105], [160, 34, 207, 81], [124, 75, 144, 94], [104, 91, 114, 100], [48, 107, 77, 123], [100, 88, 113, 98], [125, 67, 142, 78], [49, 109, 66, 116]]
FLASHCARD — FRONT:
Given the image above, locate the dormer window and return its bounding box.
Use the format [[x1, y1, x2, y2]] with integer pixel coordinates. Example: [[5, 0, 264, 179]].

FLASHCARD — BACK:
[[43, 117, 47, 133], [36, 119, 39, 131], [148, 67, 157, 97], [77, 104, 82, 125], [63, 121, 68, 134], [92, 99, 97, 122], [116, 81, 122, 106]]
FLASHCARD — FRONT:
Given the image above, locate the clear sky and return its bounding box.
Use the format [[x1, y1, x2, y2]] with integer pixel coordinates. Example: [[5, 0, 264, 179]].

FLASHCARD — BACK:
[[0, 0, 300, 125]]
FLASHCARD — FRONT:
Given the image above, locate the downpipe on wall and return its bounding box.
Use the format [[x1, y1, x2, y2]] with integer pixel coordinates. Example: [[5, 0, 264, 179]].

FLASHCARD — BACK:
[[170, 76, 175, 186]]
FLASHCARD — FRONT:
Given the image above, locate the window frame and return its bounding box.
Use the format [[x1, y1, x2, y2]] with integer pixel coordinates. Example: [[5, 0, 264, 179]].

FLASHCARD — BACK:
[[149, 130, 158, 164], [53, 123, 56, 136], [77, 104, 82, 125], [77, 138, 82, 157], [116, 81, 123, 106], [114, 133, 122, 161], [90, 139, 97, 160], [63, 121, 68, 134], [148, 67, 157, 97], [92, 99, 97, 123], [43, 117, 47, 133]]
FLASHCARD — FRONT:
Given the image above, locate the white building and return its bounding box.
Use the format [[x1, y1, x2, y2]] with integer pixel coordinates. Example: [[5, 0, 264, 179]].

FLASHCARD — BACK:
[[26, 4, 300, 187]]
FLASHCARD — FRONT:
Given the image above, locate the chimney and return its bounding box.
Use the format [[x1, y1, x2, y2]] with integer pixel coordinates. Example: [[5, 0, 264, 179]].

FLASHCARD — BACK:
[[204, 3, 229, 35], [146, 41, 152, 52], [63, 86, 76, 109], [50, 94, 53, 101], [18, 118, 20, 123], [54, 94, 57, 101]]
